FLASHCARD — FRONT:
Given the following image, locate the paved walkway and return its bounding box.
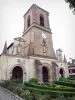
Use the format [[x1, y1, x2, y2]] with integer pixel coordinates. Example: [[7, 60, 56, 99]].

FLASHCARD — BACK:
[[0, 86, 23, 100]]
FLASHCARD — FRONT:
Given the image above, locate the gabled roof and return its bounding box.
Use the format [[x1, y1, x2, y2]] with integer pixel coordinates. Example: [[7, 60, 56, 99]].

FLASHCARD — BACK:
[[23, 4, 49, 17], [7, 37, 25, 50], [7, 43, 13, 50]]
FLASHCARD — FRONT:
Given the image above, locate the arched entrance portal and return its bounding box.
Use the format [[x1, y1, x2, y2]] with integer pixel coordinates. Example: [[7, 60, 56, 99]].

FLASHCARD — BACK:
[[12, 66, 23, 82], [42, 66, 48, 82], [60, 68, 64, 77]]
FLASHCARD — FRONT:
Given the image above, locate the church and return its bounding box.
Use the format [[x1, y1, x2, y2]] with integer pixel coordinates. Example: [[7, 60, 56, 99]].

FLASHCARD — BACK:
[[0, 4, 69, 83]]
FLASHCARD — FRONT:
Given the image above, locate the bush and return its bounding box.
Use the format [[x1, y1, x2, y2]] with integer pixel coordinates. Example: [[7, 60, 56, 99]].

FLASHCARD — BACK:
[[51, 83, 56, 87], [59, 77, 72, 83], [68, 77, 75, 81], [24, 82, 75, 92], [44, 82, 51, 86], [21, 90, 33, 100], [13, 86, 23, 96], [0, 80, 24, 96], [29, 78, 38, 84], [55, 81, 75, 88], [25, 86, 75, 97]]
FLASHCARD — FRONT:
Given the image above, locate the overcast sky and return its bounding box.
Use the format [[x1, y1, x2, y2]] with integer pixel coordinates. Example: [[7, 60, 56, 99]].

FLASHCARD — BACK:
[[0, 0, 75, 61]]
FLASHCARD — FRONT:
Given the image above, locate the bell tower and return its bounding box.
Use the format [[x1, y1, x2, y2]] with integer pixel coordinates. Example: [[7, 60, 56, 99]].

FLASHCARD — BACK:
[[22, 4, 56, 58]]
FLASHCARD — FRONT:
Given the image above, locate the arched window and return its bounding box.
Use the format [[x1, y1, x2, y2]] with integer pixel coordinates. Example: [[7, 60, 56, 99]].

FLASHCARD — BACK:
[[40, 14, 44, 27], [27, 15, 30, 28]]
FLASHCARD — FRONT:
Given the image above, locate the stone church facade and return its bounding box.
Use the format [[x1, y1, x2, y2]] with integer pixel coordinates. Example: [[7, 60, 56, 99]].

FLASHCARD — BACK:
[[0, 4, 69, 83]]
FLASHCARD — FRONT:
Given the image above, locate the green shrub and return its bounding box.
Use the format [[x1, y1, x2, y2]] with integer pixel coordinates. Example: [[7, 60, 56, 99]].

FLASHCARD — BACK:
[[59, 77, 72, 83], [51, 83, 56, 87], [13, 86, 23, 96], [68, 77, 75, 81], [55, 81, 75, 88], [0, 80, 14, 88], [25, 86, 75, 97], [29, 78, 38, 84], [0, 80, 24, 96], [24, 82, 75, 92], [44, 82, 51, 86], [31, 92, 50, 100], [21, 90, 33, 100]]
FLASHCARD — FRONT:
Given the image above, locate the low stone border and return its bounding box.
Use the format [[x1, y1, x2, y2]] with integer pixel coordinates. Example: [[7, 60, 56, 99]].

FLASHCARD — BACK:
[[0, 86, 24, 100]]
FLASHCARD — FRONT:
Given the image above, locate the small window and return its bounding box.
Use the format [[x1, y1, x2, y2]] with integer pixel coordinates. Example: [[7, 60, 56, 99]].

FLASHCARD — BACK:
[[27, 15, 30, 28], [40, 14, 44, 27]]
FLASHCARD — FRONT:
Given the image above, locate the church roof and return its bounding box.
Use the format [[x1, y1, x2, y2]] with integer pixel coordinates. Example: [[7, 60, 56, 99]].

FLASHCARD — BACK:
[[7, 43, 13, 50], [23, 4, 49, 17]]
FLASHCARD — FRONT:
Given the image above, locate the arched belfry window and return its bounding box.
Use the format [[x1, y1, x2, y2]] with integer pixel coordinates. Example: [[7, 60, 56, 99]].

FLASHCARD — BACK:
[[27, 15, 30, 28], [40, 14, 44, 27]]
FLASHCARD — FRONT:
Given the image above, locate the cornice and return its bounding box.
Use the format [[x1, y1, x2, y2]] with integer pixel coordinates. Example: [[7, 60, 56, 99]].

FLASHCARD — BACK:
[[22, 23, 51, 36]]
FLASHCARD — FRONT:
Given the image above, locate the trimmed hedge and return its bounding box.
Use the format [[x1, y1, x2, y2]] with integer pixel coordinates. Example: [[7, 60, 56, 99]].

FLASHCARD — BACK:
[[68, 77, 75, 80], [55, 81, 75, 87], [25, 86, 75, 97], [24, 82, 75, 92]]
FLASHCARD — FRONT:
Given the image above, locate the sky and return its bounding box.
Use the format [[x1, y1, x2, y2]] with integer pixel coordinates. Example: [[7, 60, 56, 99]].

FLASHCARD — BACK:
[[0, 0, 75, 61]]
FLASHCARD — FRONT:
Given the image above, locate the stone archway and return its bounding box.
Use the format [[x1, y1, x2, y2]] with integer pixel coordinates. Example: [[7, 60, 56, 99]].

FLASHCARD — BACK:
[[42, 66, 48, 82], [35, 60, 51, 83], [60, 68, 65, 77], [12, 66, 23, 82]]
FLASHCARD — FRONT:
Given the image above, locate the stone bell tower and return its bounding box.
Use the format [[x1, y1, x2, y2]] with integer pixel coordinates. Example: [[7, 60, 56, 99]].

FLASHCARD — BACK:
[[22, 4, 55, 58]]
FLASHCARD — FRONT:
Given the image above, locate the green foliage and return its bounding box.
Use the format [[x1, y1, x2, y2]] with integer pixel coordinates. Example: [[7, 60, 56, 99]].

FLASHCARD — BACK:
[[55, 81, 75, 88], [1, 80, 75, 100], [31, 92, 50, 100], [13, 86, 23, 95], [44, 82, 52, 86], [29, 78, 38, 84], [24, 82, 75, 92], [21, 90, 33, 100], [65, 0, 75, 13], [68, 77, 75, 80], [59, 77, 72, 82], [25, 86, 75, 97], [51, 83, 56, 87], [0, 80, 24, 96], [0, 80, 12, 88]]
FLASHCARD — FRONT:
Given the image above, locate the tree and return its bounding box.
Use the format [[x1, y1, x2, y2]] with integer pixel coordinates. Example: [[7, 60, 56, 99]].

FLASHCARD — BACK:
[[65, 0, 75, 13]]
